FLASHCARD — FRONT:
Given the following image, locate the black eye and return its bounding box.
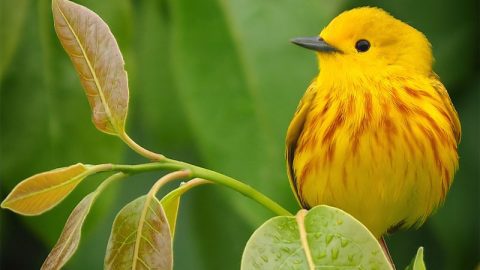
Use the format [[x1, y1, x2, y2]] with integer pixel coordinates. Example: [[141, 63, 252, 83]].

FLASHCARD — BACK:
[[355, 39, 370, 52]]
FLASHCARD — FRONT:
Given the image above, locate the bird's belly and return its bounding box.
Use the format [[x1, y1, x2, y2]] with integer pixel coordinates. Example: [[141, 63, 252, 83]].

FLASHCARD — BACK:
[[293, 115, 451, 237]]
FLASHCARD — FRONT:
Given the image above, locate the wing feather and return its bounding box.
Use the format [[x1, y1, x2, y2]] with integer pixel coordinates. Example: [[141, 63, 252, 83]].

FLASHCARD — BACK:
[[285, 80, 317, 207], [431, 73, 461, 143]]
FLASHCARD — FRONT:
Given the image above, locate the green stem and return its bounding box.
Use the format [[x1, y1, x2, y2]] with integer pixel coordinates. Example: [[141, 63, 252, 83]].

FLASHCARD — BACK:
[[161, 178, 212, 204], [109, 159, 292, 216], [148, 170, 190, 196], [176, 160, 293, 217], [95, 172, 128, 194], [119, 132, 165, 161]]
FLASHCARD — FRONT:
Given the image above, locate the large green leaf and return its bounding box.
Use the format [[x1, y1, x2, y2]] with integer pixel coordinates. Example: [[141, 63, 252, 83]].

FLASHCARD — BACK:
[[169, 0, 347, 224], [218, 0, 346, 202], [242, 205, 392, 270], [166, 1, 347, 269], [169, 0, 273, 204], [0, 0, 28, 80], [128, 0, 194, 157]]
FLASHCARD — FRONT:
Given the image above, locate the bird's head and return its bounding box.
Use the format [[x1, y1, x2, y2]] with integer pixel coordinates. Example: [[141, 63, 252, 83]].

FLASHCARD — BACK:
[[292, 7, 433, 77]]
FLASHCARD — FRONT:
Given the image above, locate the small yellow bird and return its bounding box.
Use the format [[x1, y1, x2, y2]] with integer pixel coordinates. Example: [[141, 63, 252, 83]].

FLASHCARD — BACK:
[[287, 7, 460, 238]]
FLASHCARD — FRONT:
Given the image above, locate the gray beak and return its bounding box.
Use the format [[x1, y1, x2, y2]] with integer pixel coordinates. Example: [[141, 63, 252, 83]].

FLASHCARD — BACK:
[[291, 36, 340, 53]]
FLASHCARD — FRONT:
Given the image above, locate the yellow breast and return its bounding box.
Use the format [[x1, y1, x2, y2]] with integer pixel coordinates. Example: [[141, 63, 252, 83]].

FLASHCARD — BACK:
[[288, 73, 459, 237]]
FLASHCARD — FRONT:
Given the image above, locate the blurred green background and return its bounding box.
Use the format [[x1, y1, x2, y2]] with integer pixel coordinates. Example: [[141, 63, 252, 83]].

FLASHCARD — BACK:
[[0, 0, 478, 269]]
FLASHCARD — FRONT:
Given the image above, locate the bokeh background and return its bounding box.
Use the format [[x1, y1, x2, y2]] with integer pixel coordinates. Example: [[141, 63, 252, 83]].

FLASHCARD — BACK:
[[0, 0, 478, 269]]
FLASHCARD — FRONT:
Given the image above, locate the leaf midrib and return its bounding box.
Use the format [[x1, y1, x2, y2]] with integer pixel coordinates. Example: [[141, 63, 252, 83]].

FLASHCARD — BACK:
[[131, 196, 153, 269], [3, 174, 87, 210], [296, 210, 315, 270]]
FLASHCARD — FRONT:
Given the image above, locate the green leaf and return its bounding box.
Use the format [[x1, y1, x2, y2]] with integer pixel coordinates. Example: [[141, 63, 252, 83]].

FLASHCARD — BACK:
[[1, 163, 90, 215], [0, 0, 28, 80], [129, 0, 193, 155], [160, 178, 211, 238], [160, 194, 180, 239], [105, 195, 172, 270], [169, 0, 272, 194], [241, 205, 391, 270], [168, 1, 347, 268], [169, 0, 348, 225], [52, 0, 129, 135], [405, 247, 426, 270]]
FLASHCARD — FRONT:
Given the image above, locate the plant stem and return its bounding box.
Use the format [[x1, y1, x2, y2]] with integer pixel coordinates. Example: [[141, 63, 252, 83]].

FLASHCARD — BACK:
[[109, 159, 293, 216], [114, 132, 292, 216], [177, 160, 293, 217], [95, 172, 128, 194], [148, 170, 190, 196], [119, 132, 165, 161], [161, 178, 212, 204]]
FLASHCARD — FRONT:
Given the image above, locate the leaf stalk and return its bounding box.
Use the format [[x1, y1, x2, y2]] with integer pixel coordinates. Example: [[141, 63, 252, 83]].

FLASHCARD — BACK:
[[119, 132, 165, 161]]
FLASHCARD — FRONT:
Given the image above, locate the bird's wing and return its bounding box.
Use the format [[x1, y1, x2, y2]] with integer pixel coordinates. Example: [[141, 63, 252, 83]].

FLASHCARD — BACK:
[[285, 79, 317, 207], [431, 74, 461, 144]]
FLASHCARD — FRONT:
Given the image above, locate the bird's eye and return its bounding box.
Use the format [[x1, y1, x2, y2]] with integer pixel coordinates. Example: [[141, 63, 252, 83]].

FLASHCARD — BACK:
[[355, 39, 370, 52]]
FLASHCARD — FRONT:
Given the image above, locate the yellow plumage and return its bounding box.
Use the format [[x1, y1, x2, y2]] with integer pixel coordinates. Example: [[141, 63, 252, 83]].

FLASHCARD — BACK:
[[286, 7, 460, 238]]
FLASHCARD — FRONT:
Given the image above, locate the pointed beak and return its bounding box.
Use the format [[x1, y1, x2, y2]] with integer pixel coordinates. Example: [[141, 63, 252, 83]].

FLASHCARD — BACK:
[[291, 36, 340, 53]]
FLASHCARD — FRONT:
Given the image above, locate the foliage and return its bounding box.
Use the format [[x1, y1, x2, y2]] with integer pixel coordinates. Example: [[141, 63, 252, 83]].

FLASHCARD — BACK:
[[242, 206, 391, 270], [0, 0, 478, 269], [405, 248, 426, 270], [3, 1, 389, 269]]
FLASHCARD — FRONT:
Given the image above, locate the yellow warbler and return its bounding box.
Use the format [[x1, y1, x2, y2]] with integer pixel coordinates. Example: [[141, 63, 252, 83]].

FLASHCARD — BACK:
[[286, 7, 460, 238]]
